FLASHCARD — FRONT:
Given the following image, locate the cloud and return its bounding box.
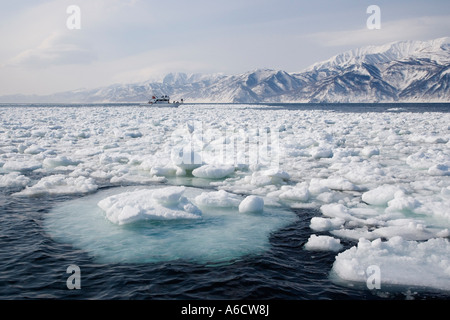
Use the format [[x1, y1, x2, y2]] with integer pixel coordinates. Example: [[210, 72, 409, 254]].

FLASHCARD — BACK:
[[0, 0, 137, 67], [8, 31, 97, 67], [307, 15, 450, 48]]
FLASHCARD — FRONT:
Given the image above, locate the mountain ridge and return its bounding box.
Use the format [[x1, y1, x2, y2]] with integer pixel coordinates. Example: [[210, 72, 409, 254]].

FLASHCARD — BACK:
[[1, 37, 449, 103]]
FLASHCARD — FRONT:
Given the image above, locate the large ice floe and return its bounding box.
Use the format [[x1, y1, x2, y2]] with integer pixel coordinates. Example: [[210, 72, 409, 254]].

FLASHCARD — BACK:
[[45, 185, 297, 263], [1, 104, 450, 292]]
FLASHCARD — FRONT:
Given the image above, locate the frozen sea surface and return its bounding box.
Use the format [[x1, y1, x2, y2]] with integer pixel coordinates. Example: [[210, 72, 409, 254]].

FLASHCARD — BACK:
[[1, 103, 450, 299]]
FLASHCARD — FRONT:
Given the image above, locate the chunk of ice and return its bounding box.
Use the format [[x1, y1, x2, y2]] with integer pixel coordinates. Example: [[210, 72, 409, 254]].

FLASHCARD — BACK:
[[15, 174, 97, 196], [304, 234, 343, 252], [43, 155, 80, 168], [192, 164, 235, 179], [332, 237, 450, 291], [2, 160, 41, 172], [310, 217, 345, 231], [195, 190, 242, 207], [362, 185, 406, 206], [279, 183, 310, 202], [239, 195, 264, 213], [0, 172, 31, 188], [98, 187, 201, 225], [310, 147, 333, 159]]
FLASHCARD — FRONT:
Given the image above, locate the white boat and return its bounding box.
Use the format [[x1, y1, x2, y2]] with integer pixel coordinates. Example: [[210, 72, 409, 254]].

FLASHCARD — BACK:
[[147, 95, 183, 107]]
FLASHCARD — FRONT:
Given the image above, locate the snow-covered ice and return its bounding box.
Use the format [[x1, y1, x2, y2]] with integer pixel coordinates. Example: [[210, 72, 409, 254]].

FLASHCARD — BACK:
[[192, 164, 235, 179], [279, 183, 310, 202], [97, 186, 202, 225], [332, 237, 450, 291], [0, 172, 30, 188], [304, 234, 343, 252], [362, 185, 406, 206], [43, 155, 80, 168], [15, 174, 97, 196], [1, 104, 450, 292], [195, 189, 242, 208], [238, 195, 264, 213]]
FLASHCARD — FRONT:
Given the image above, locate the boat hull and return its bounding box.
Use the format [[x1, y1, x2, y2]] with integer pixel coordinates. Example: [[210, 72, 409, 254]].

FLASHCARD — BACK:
[[147, 102, 180, 107]]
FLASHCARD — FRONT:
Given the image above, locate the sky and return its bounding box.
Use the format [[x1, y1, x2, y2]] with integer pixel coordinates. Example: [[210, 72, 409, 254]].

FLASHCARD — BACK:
[[0, 0, 449, 95]]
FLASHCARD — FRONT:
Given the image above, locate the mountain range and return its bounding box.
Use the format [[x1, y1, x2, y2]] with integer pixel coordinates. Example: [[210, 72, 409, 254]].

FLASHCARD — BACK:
[[1, 37, 449, 103]]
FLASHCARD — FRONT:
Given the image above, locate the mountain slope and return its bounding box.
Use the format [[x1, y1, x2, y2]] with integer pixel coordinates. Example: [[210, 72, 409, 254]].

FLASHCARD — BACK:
[[284, 37, 450, 102]]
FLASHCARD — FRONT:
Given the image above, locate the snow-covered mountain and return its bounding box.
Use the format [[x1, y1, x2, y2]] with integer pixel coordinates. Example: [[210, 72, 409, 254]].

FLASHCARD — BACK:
[[1, 37, 449, 103], [287, 37, 450, 102]]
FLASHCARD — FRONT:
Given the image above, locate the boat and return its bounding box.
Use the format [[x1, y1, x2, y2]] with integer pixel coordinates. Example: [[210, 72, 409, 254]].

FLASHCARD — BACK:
[[147, 95, 183, 107]]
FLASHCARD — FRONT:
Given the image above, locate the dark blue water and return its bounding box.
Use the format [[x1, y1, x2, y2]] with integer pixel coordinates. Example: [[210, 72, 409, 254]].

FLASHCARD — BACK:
[[196, 102, 450, 113], [1, 103, 450, 301], [3, 102, 450, 113], [2, 185, 449, 301], [0, 184, 413, 300]]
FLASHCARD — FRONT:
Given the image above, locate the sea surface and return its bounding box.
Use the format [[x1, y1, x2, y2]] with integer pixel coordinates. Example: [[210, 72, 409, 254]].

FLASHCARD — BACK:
[[1, 103, 450, 300]]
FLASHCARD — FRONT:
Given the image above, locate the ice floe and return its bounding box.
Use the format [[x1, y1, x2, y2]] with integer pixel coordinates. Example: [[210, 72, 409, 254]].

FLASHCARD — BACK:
[[97, 186, 201, 225], [304, 234, 343, 252], [45, 186, 297, 263], [238, 195, 264, 213], [15, 174, 97, 196], [362, 185, 406, 206], [195, 189, 242, 208], [0, 172, 31, 188], [332, 237, 450, 291], [192, 164, 235, 179]]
